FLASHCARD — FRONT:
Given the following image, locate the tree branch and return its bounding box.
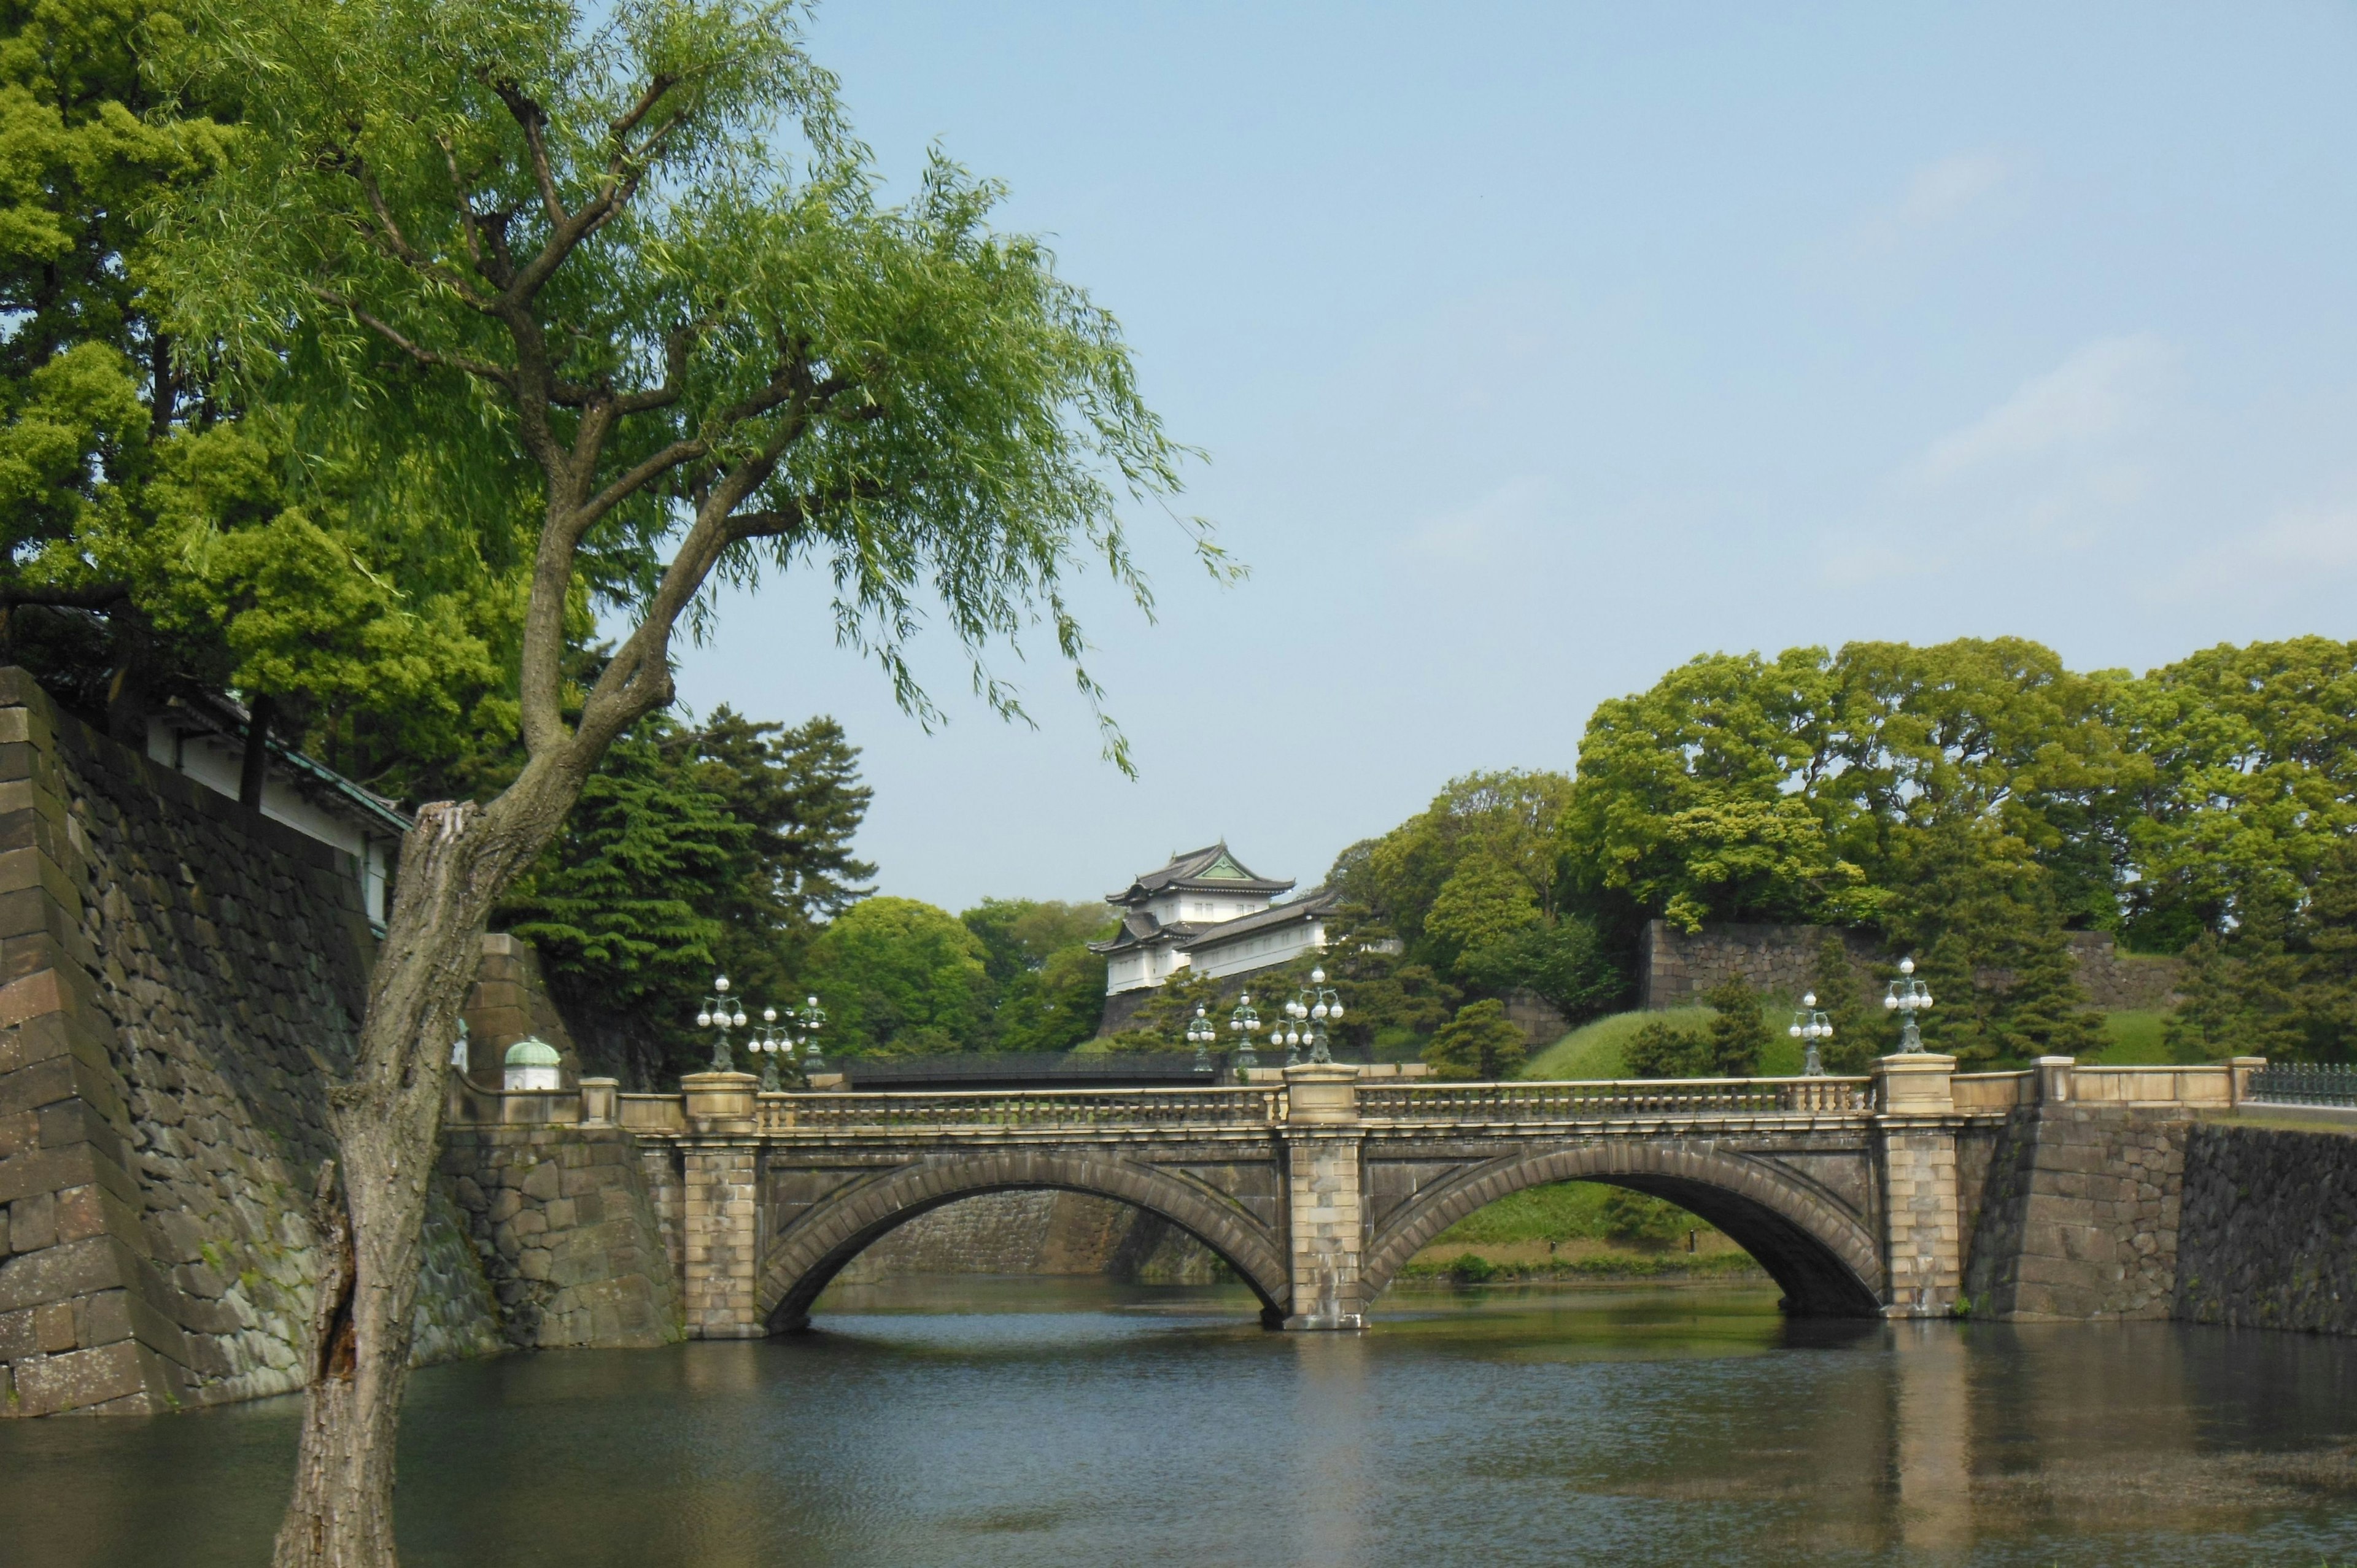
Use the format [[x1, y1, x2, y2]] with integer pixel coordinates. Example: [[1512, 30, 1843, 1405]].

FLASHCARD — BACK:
[[489, 79, 568, 229], [313, 288, 517, 388]]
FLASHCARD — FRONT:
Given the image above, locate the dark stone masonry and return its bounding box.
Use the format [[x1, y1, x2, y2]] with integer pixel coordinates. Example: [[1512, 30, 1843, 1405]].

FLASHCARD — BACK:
[[1639, 920, 2181, 1012], [0, 670, 501, 1415], [2177, 1121, 2357, 1334], [1962, 1105, 2186, 1319], [439, 1127, 681, 1348]]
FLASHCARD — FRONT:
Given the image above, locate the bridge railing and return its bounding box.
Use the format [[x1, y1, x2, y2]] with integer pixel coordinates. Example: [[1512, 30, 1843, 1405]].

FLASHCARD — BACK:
[[755, 1084, 1285, 1134], [2243, 1062, 2357, 1108], [1356, 1076, 1873, 1122]]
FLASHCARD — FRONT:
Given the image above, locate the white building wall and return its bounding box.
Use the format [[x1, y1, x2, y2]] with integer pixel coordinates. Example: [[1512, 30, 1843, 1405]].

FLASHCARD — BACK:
[[146, 722, 397, 924], [1187, 919, 1326, 981]]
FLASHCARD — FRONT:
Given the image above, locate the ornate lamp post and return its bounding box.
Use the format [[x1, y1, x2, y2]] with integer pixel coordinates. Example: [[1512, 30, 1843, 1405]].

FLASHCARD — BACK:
[[1228, 991, 1263, 1072], [752, 1006, 792, 1092], [1788, 992, 1833, 1077], [797, 995, 828, 1076], [1185, 1003, 1218, 1073], [1883, 957, 1933, 1053], [695, 975, 748, 1072], [1279, 968, 1345, 1066]]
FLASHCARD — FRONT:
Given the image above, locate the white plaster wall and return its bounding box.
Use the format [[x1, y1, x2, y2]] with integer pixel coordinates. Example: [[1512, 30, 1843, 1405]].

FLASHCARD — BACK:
[[1190, 920, 1326, 981], [146, 723, 395, 924]]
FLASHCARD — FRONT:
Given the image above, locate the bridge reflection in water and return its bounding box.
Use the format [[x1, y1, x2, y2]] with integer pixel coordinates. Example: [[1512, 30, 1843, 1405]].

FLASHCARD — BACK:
[[449, 1054, 2262, 1338]]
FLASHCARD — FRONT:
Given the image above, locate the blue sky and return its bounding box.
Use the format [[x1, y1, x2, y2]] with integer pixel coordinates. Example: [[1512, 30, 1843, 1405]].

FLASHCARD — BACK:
[[677, 2, 2357, 913]]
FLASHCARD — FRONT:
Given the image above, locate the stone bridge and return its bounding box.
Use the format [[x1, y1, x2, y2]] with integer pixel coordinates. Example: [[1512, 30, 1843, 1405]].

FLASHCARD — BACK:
[[438, 1054, 2272, 1337]]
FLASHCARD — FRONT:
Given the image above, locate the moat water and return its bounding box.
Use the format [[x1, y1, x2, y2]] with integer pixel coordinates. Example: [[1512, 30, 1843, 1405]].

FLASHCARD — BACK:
[[6, 1278, 2357, 1567]]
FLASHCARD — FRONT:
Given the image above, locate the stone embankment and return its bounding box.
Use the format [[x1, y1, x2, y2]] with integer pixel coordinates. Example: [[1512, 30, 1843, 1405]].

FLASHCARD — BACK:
[[0, 670, 505, 1416], [1639, 921, 2180, 1011], [2176, 1121, 2357, 1333], [1963, 1105, 2186, 1319], [834, 1189, 1228, 1285], [440, 1128, 681, 1347]]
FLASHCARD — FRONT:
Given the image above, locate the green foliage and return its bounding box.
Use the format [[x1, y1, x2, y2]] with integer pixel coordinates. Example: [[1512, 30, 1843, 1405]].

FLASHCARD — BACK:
[[498, 705, 872, 1083], [801, 897, 991, 1056], [1889, 822, 2105, 1067], [1808, 933, 1881, 1074], [0, 0, 522, 777], [961, 899, 1110, 988], [1598, 1188, 1694, 1246], [1520, 1006, 1712, 1080], [1422, 998, 1528, 1081], [988, 942, 1109, 1053], [155, 0, 1218, 778], [1336, 768, 1576, 951], [1622, 981, 1767, 1078], [1454, 911, 1625, 1025], [1623, 1016, 1709, 1078], [1090, 967, 1225, 1054], [1441, 1252, 1496, 1283], [2166, 837, 2357, 1064]]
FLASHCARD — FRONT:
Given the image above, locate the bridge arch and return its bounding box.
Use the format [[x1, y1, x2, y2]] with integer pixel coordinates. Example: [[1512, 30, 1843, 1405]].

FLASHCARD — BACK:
[[1361, 1142, 1885, 1316], [757, 1150, 1292, 1332]]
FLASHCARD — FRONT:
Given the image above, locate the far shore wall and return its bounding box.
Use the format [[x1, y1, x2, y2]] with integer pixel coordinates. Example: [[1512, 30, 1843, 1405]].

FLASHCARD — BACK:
[[1638, 921, 2183, 1013]]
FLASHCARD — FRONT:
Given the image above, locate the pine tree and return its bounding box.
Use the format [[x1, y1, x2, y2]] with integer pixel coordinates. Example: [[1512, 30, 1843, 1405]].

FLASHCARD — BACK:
[[1423, 999, 1529, 1080]]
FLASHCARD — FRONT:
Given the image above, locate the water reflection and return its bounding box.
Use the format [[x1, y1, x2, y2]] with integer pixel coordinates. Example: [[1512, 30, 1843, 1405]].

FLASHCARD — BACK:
[[3, 1278, 2356, 1567]]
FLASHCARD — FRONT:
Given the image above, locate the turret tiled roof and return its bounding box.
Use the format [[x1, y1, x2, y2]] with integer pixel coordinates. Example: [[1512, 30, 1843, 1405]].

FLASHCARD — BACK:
[[1104, 842, 1294, 906]]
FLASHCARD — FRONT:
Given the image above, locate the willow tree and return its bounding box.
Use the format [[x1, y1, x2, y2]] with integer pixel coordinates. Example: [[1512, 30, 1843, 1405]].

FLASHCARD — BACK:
[[158, 2, 1207, 1561]]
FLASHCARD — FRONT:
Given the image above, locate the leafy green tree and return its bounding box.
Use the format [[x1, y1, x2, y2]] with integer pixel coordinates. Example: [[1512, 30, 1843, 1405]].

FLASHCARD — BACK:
[[989, 943, 1110, 1053], [2167, 836, 2357, 1063], [1598, 1187, 1692, 1245], [1808, 933, 1881, 1074], [1352, 770, 1576, 948], [961, 898, 1110, 986], [956, 898, 1110, 1051], [1623, 1016, 1712, 1078], [1456, 914, 1626, 1025], [498, 704, 871, 1084], [1422, 998, 1528, 1080], [802, 897, 992, 1055], [1884, 822, 2105, 1067], [1624, 981, 1767, 1077], [152, 0, 1208, 1554], [0, 0, 522, 784], [2121, 638, 2357, 951], [1562, 647, 1867, 935]]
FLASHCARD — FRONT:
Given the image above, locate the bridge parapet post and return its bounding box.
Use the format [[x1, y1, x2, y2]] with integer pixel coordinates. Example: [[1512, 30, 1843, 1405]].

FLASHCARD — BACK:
[[1873, 1052, 1962, 1318], [2033, 1056, 2076, 1103], [679, 1072, 763, 1338], [1283, 1064, 1366, 1330]]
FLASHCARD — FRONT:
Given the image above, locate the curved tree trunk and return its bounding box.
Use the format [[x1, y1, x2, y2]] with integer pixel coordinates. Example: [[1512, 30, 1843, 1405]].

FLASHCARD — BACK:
[[273, 773, 583, 1568]]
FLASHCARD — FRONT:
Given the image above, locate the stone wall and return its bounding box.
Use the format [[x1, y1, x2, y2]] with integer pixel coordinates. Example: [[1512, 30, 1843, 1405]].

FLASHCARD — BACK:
[[1963, 1105, 2187, 1320], [0, 670, 503, 1416], [459, 935, 584, 1082], [831, 1189, 1228, 1286], [1639, 921, 2181, 1012], [2177, 1121, 2357, 1334], [439, 1128, 681, 1348]]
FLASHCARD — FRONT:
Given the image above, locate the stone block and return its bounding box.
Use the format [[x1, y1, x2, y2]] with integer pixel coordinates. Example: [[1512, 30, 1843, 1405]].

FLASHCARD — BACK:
[[521, 1161, 561, 1202], [10, 1191, 55, 1251], [10, 1338, 150, 1416], [0, 1303, 33, 1358], [0, 1235, 130, 1313], [34, 1299, 74, 1352]]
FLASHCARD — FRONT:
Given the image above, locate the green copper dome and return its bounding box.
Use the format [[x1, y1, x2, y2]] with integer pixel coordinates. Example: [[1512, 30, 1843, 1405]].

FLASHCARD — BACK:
[[503, 1036, 562, 1068]]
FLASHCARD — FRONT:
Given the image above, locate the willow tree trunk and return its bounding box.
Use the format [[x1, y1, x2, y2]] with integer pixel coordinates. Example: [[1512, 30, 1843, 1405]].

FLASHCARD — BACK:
[[273, 774, 583, 1568]]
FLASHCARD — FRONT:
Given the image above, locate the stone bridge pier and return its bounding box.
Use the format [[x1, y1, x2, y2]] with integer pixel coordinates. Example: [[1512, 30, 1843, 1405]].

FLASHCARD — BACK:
[[605, 1049, 2165, 1335]]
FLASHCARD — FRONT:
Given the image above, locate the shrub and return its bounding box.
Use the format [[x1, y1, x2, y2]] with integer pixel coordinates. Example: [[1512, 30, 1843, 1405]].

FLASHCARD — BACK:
[[1423, 998, 1531, 1079], [1445, 1252, 1497, 1283]]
